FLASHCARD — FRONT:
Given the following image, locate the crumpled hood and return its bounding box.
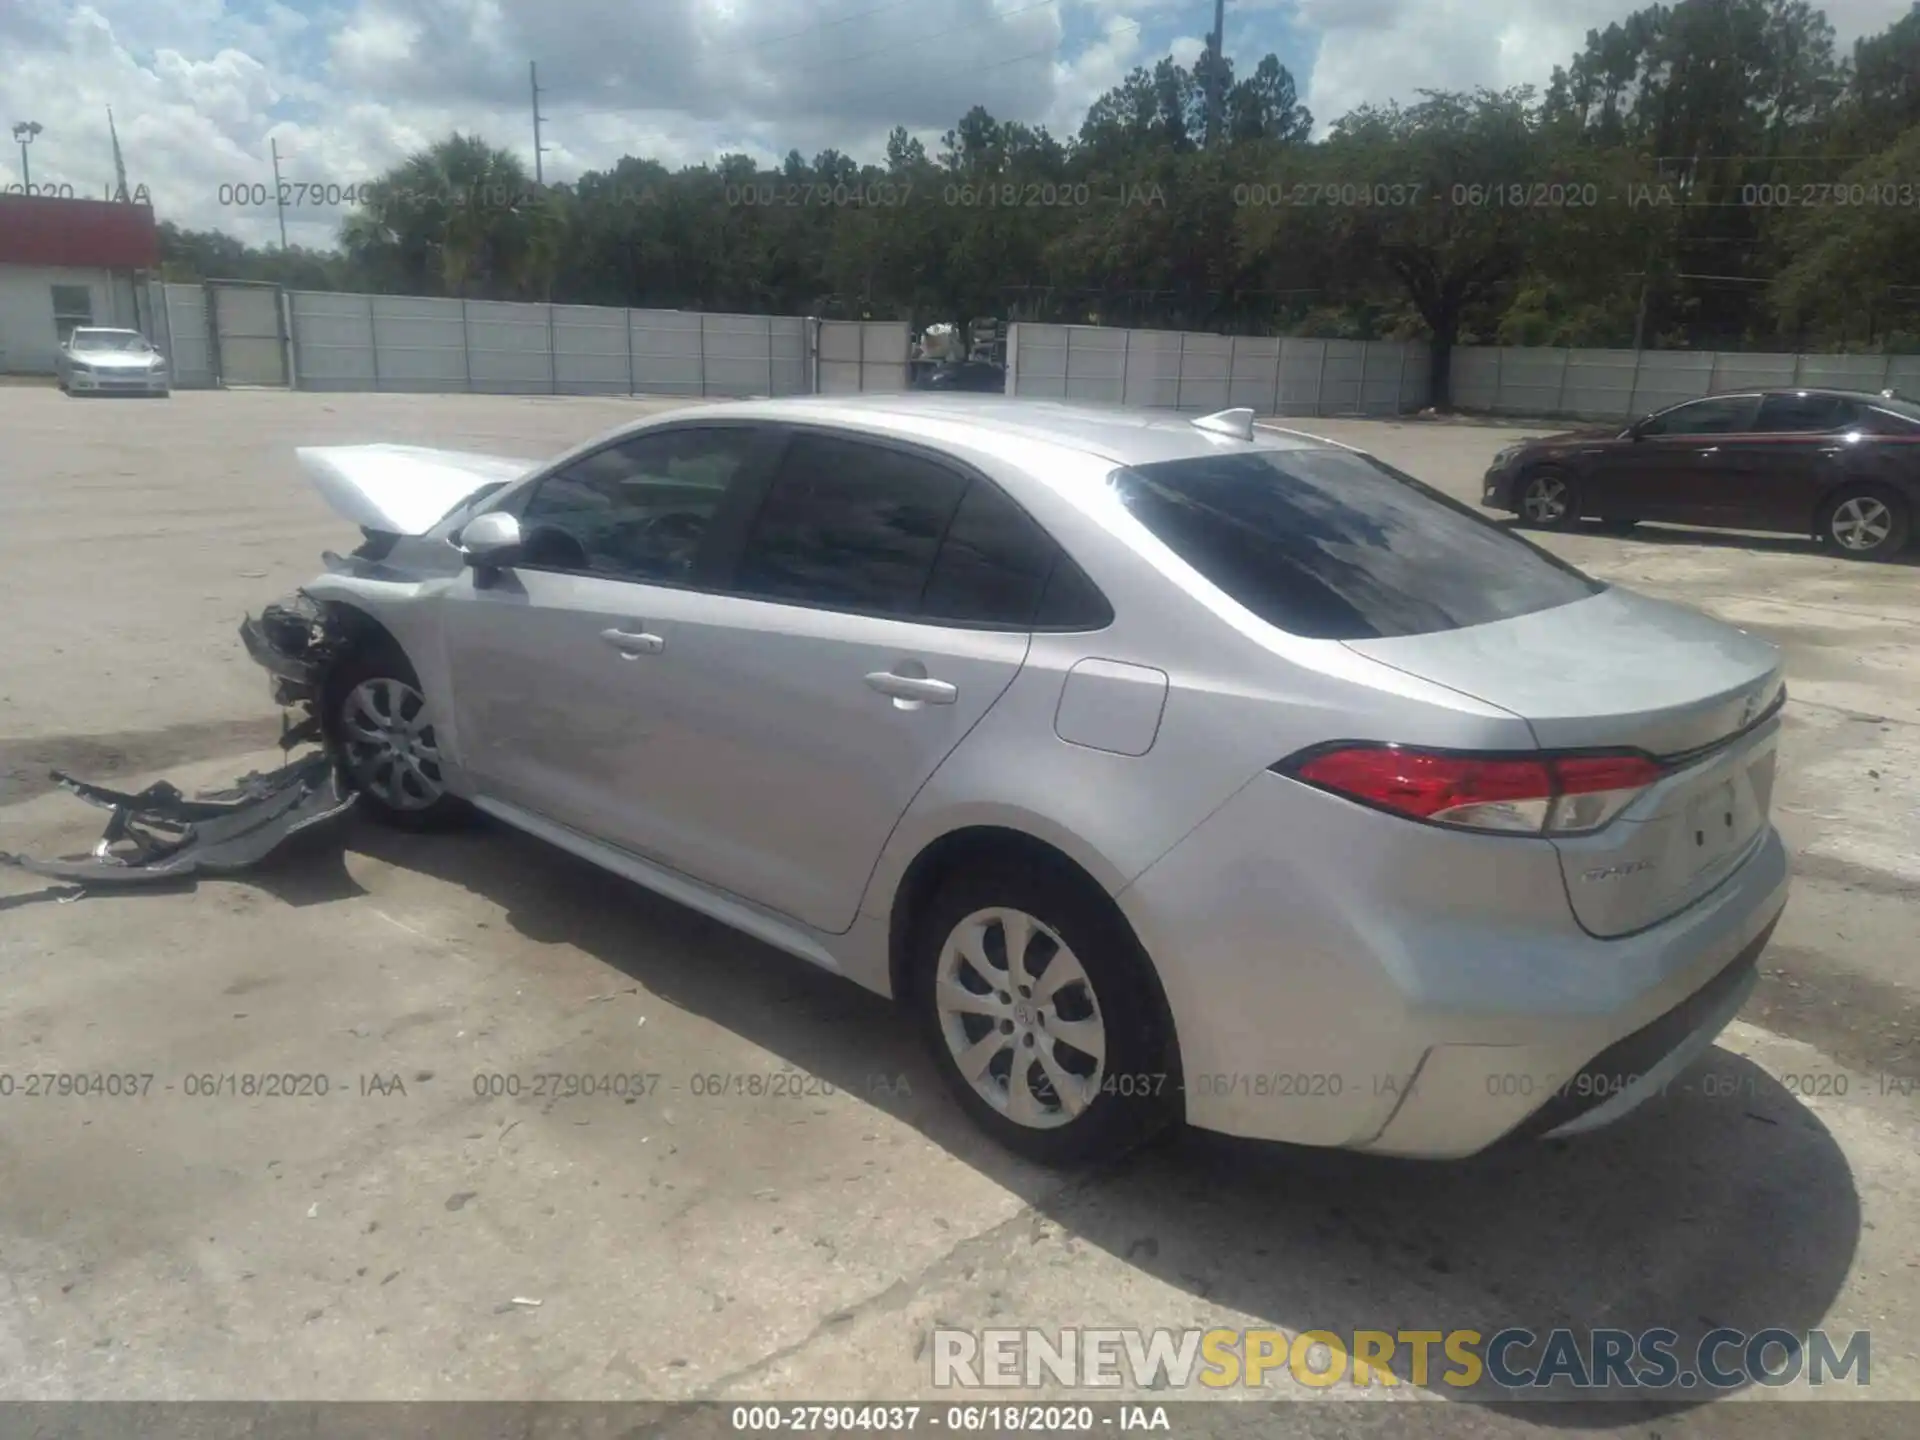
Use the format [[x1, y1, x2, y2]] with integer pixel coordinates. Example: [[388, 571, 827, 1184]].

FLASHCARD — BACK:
[[295, 444, 534, 536]]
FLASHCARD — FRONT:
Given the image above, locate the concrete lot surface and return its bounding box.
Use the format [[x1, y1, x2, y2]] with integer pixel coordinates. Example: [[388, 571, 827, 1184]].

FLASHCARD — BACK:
[[1, 391, 1916, 1433]]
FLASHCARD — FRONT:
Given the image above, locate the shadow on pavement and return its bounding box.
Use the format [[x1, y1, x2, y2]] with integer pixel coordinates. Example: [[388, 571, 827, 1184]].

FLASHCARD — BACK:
[[271, 813, 1866, 1420]]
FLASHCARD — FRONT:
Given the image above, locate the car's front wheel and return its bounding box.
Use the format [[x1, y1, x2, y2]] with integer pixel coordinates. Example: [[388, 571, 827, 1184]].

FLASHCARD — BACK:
[[326, 643, 467, 828], [1517, 469, 1581, 529], [910, 862, 1176, 1165], [1819, 485, 1911, 560]]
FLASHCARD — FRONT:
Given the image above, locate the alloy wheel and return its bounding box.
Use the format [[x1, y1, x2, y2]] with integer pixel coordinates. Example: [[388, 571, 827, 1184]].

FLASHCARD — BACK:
[[933, 906, 1107, 1130], [340, 677, 445, 810], [1521, 475, 1569, 525], [1830, 495, 1894, 553]]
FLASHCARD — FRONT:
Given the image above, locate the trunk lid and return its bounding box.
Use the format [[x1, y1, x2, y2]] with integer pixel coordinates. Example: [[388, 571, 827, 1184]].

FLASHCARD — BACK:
[[1345, 586, 1784, 937], [296, 445, 533, 536]]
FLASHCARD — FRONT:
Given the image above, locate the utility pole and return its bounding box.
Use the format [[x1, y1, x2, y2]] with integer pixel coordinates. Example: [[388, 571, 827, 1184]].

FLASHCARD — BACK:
[[1206, 0, 1226, 147], [270, 136, 290, 250], [529, 61, 549, 185], [11, 119, 42, 191]]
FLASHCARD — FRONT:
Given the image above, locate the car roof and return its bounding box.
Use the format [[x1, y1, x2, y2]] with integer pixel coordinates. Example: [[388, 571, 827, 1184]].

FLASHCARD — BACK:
[[1666, 387, 1898, 404], [643, 393, 1336, 466]]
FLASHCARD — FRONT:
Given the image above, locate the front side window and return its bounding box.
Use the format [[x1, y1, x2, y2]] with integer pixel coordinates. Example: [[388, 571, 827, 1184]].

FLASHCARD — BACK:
[[517, 428, 760, 583], [1112, 448, 1602, 641], [1638, 395, 1760, 437], [733, 434, 969, 615]]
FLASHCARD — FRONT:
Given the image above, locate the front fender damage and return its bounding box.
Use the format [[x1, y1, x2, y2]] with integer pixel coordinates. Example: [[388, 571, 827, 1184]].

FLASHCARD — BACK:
[[1, 592, 364, 888]]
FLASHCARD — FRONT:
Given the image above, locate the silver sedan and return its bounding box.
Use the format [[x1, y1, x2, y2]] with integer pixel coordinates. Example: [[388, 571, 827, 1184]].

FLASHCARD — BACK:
[[242, 396, 1791, 1164], [57, 327, 171, 396]]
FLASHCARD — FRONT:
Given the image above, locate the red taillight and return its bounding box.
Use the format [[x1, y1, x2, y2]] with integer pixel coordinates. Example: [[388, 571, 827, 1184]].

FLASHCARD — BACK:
[[1284, 745, 1665, 836]]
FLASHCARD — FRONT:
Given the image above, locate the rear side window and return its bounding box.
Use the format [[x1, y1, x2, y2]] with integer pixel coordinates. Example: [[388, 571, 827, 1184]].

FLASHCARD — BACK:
[[1111, 449, 1602, 640], [1754, 393, 1857, 433], [921, 482, 1056, 624], [734, 434, 968, 613]]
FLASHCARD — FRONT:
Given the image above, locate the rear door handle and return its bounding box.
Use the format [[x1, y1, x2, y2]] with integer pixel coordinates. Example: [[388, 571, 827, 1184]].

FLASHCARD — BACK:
[[601, 627, 664, 657], [864, 671, 957, 705]]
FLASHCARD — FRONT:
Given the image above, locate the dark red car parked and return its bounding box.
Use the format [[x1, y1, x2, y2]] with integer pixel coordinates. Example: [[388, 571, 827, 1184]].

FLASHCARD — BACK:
[[1481, 388, 1920, 559]]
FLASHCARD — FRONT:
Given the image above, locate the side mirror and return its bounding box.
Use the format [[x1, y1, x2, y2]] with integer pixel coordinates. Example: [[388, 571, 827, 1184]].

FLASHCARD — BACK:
[[458, 510, 523, 570]]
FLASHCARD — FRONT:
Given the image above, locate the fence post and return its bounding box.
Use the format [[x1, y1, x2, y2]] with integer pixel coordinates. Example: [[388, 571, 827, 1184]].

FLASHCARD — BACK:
[[1883, 351, 1895, 394], [766, 317, 775, 398], [1313, 341, 1328, 417], [1394, 344, 1409, 416], [699, 313, 709, 397], [366, 292, 379, 393], [1791, 352, 1805, 386], [1358, 341, 1372, 416], [1274, 338, 1286, 416], [1120, 328, 1132, 406], [281, 288, 299, 390], [1493, 346, 1504, 415], [1064, 325, 1075, 402], [856, 319, 865, 394], [1707, 350, 1723, 395], [461, 299, 473, 392], [547, 302, 558, 394], [1175, 331, 1188, 410], [1553, 348, 1570, 417]]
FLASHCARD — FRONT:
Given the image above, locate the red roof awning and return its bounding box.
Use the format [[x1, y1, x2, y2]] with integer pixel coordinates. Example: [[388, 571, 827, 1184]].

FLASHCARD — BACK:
[[0, 195, 160, 269]]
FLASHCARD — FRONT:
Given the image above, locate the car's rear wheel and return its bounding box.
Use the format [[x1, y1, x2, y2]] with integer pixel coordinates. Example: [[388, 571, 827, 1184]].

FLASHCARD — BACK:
[[1819, 486, 1910, 560], [326, 643, 467, 829], [910, 862, 1176, 1166], [1517, 469, 1581, 529]]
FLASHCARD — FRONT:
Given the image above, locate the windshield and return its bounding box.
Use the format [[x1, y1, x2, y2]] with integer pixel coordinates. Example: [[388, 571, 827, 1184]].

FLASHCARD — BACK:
[[71, 331, 150, 353], [1112, 448, 1603, 641]]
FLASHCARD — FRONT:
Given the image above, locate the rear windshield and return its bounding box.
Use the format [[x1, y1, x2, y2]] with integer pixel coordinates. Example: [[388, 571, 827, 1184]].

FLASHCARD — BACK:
[[1111, 448, 1603, 640]]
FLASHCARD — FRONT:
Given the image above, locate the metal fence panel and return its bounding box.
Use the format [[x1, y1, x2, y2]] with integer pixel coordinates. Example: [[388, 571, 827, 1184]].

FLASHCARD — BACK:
[[552, 303, 631, 394], [816, 320, 910, 393], [370, 295, 467, 391], [288, 290, 376, 389], [160, 283, 215, 388], [464, 299, 554, 393]]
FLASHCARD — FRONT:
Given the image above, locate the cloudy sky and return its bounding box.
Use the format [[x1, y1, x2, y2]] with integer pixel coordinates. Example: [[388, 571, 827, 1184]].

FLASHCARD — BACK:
[[1, 0, 1912, 247]]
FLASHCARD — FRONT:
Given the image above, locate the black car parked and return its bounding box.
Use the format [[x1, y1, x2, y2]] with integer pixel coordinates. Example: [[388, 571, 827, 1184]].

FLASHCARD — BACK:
[[1481, 388, 1920, 559]]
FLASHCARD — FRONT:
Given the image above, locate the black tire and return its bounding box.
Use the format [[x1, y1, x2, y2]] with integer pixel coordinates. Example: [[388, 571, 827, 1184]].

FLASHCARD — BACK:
[[908, 860, 1177, 1166], [1516, 468, 1581, 529], [1817, 484, 1911, 560], [323, 640, 469, 830]]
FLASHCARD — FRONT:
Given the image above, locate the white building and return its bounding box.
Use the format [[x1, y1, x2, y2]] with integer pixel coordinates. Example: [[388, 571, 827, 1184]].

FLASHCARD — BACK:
[[0, 194, 159, 374]]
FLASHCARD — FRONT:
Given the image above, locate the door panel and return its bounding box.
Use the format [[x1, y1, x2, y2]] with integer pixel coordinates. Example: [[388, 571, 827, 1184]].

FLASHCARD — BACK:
[[1602, 394, 1763, 522], [441, 569, 682, 841], [597, 588, 1028, 933]]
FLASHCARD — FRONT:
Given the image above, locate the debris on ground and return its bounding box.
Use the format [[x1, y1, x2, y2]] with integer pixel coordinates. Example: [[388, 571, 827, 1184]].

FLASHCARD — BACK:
[[0, 750, 356, 886]]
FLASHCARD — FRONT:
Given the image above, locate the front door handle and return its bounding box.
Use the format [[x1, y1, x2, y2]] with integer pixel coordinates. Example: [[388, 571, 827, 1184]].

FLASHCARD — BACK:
[[601, 627, 664, 657], [865, 671, 957, 705]]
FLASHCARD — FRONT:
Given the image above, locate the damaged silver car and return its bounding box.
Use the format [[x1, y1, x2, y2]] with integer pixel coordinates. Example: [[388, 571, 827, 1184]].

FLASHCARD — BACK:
[[13, 399, 1793, 1167]]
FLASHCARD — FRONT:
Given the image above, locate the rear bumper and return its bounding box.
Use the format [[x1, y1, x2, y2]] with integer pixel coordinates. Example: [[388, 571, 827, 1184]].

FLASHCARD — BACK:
[[1116, 772, 1791, 1158]]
